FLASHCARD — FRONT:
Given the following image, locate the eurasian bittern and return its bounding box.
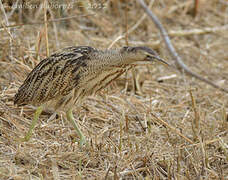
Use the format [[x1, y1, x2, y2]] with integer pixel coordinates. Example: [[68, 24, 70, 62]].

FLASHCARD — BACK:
[[14, 46, 169, 146]]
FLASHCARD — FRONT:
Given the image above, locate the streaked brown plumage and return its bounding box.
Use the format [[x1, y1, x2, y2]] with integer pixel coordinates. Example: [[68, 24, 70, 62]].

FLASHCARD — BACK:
[[14, 46, 168, 146]]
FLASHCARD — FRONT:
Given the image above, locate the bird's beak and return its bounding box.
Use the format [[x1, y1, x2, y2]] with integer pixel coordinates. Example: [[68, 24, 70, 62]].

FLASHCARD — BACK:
[[147, 55, 170, 67]]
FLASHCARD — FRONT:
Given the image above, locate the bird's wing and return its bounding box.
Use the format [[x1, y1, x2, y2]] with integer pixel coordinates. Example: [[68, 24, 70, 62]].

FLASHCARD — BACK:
[[14, 46, 95, 106]]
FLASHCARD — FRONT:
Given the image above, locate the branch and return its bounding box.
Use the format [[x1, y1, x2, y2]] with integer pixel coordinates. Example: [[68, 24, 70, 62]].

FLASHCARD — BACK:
[[168, 25, 228, 37], [137, 0, 228, 94]]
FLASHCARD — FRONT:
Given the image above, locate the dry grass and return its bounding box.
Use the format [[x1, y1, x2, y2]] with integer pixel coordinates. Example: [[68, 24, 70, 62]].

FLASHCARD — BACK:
[[0, 0, 228, 179]]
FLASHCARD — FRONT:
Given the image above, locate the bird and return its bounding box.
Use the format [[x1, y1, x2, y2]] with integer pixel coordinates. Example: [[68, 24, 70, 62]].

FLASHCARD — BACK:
[[14, 46, 169, 146]]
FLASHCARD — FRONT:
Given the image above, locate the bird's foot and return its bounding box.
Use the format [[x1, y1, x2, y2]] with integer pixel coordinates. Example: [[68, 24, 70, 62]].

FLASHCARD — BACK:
[[78, 136, 87, 148], [17, 135, 31, 142]]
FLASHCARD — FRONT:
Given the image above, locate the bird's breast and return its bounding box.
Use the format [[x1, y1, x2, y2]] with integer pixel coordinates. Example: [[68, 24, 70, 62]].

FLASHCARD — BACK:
[[79, 65, 130, 96]]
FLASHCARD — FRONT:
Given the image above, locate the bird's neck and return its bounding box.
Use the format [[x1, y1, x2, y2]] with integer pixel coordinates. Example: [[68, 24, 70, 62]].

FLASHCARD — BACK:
[[91, 49, 125, 66]]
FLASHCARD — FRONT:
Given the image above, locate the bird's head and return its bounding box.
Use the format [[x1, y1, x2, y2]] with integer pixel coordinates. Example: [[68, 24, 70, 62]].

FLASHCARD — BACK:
[[120, 46, 169, 66]]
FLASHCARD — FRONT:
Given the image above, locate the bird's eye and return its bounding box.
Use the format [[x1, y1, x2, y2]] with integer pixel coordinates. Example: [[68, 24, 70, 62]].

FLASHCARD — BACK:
[[146, 55, 153, 61]]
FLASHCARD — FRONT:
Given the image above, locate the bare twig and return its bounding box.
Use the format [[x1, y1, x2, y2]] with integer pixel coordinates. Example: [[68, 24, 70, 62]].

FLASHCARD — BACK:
[[178, 138, 220, 150], [137, 0, 228, 94], [51, 158, 60, 180], [108, 0, 154, 49], [189, 90, 200, 141], [104, 165, 111, 180], [0, 0, 13, 59], [194, 0, 199, 17], [49, 7, 60, 49], [168, 25, 228, 37], [44, 0, 49, 56], [150, 113, 194, 144]]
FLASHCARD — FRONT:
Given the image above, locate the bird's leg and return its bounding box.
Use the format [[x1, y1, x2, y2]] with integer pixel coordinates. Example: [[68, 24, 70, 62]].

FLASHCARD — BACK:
[[22, 105, 43, 141], [131, 67, 142, 95], [66, 108, 86, 147]]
